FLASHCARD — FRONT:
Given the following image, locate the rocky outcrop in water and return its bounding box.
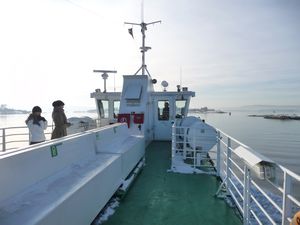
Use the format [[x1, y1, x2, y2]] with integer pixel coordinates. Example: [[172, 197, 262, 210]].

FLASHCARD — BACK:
[[248, 114, 300, 120]]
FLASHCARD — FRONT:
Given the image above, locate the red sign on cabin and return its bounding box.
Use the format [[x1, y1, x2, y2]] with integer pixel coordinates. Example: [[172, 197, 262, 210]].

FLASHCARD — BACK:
[[133, 113, 144, 124], [117, 114, 131, 128]]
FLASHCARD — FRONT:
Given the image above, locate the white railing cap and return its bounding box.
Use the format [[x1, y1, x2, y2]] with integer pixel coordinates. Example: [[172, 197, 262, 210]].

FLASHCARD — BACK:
[[234, 146, 274, 167]]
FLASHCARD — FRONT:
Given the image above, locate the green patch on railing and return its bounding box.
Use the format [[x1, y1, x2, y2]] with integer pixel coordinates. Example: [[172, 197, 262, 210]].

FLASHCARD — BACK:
[[96, 132, 100, 140], [50, 143, 62, 157], [113, 127, 117, 134]]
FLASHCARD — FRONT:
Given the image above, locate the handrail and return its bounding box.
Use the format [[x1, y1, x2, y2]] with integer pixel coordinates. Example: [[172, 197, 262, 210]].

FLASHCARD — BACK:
[[1, 120, 98, 152], [172, 122, 300, 225], [0, 125, 53, 152], [216, 128, 300, 225]]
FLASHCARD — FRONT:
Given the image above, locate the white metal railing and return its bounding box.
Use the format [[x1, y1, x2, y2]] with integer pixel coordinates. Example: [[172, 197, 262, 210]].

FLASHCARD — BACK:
[[0, 126, 53, 151], [1, 120, 100, 152], [172, 123, 300, 225]]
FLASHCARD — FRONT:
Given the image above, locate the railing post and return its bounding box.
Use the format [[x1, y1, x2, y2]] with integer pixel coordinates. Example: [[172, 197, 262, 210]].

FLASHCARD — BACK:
[[171, 124, 176, 161], [2, 128, 6, 152], [226, 137, 231, 189], [282, 171, 292, 225], [243, 165, 250, 225], [183, 127, 187, 159], [193, 127, 196, 169], [216, 131, 221, 177]]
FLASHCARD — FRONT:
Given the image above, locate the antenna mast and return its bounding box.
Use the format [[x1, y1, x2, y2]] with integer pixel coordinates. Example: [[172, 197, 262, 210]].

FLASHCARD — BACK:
[[125, 16, 161, 76]]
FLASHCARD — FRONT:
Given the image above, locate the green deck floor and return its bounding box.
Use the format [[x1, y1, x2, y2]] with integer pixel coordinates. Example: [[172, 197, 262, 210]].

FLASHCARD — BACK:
[[102, 141, 242, 225]]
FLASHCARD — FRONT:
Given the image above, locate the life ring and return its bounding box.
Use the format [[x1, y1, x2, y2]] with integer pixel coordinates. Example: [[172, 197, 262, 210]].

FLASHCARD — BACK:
[[291, 211, 300, 225]]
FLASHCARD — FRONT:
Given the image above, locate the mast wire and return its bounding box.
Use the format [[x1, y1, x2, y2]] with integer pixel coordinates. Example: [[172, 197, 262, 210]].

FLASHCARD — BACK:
[[63, 0, 104, 18]]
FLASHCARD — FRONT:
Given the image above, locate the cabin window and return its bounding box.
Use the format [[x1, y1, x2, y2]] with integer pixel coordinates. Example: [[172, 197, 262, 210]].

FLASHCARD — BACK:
[[158, 100, 169, 120], [113, 101, 120, 118], [175, 100, 186, 118], [97, 100, 109, 118]]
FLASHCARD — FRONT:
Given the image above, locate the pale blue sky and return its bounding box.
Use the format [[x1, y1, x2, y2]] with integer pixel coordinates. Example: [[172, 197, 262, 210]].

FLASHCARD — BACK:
[[0, 0, 299, 112]]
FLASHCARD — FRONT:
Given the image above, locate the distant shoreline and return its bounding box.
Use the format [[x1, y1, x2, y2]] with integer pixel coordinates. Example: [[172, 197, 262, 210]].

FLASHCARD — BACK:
[[0, 106, 29, 115], [189, 107, 226, 114]]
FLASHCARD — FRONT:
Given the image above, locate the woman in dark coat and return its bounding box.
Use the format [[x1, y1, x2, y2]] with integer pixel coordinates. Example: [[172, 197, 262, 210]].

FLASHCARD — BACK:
[[51, 100, 70, 139]]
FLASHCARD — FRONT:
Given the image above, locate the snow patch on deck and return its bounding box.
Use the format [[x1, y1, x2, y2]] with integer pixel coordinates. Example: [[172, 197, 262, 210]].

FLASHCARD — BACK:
[[169, 154, 215, 174], [93, 198, 120, 225]]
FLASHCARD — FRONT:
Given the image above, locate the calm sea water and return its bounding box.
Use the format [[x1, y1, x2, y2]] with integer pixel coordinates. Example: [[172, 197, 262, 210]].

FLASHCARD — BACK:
[[195, 109, 300, 175], [1, 109, 300, 174]]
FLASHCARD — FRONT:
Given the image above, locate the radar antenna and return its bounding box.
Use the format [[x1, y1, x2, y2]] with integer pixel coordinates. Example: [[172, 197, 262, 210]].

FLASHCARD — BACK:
[[124, 19, 161, 77], [93, 70, 117, 93]]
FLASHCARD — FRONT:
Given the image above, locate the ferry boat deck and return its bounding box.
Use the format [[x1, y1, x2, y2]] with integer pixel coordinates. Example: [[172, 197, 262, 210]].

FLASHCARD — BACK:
[[100, 141, 242, 225]]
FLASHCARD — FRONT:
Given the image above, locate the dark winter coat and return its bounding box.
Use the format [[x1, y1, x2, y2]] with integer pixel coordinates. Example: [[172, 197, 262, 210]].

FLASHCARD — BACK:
[[51, 107, 68, 139]]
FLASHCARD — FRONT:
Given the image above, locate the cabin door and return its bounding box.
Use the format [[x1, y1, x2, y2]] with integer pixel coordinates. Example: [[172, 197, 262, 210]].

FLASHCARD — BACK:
[[154, 99, 173, 140]]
